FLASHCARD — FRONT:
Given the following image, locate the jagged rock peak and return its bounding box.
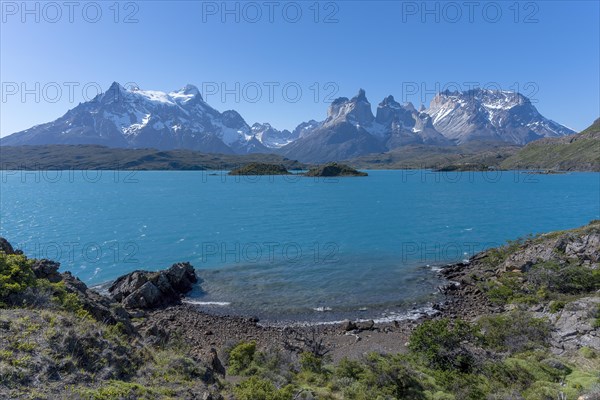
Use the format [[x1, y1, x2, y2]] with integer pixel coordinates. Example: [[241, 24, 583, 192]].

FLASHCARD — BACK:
[[380, 95, 399, 107], [352, 88, 368, 102]]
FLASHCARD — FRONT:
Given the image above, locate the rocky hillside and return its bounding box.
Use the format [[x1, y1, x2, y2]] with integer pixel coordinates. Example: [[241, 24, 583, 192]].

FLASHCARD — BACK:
[[501, 118, 600, 171], [0, 240, 223, 399], [438, 220, 600, 353]]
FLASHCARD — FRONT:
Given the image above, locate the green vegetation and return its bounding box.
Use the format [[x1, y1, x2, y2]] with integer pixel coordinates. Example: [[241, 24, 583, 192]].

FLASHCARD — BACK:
[[409, 319, 479, 372], [233, 376, 294, 400], [227, 341, 258, 374], [304, 162, 368, 177], [479, 260, 600, 306], [222, 322, 598, 400], [345, 142, 519, 170], [0, 252, 92, 318], [474, 222, 600, 309], [76, 380, 175, 400], [0, 144, 306, 171], [501, 118, 600, 171], [478, 312, 550, 353], [228, 162, 291, 175], [0, 249, 216, 399], [0, 308, 215, 399], [0, 253, 35, 300]]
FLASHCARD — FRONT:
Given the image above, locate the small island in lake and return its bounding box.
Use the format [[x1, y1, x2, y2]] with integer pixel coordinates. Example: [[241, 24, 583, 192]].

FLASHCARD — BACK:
[[228, 162, 291, 175], [304, 162, 368, 177]]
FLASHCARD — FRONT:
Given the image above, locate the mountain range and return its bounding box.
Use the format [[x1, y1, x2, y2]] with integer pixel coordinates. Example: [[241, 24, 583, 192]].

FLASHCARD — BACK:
[[1, 82, 575, 163]]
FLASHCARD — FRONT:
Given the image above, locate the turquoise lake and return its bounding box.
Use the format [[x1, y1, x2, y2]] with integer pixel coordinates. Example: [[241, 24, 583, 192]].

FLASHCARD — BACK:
[[1, 170, 598, 324]]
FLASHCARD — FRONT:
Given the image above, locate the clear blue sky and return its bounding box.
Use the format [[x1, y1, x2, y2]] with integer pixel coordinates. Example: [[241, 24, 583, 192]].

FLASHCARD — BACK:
[[1, 0, 598, 136]]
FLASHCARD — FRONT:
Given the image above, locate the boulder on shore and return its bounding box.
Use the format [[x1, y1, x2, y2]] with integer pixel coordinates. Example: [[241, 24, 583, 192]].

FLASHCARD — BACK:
[[108, 262, 197, 309]]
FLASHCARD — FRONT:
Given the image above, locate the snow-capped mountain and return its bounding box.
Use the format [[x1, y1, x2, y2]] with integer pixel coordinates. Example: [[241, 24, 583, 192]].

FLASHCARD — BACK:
[[374, 95, 451, 147], [1, 83, 575, 162], [1, 82, 274, 154], [281, 88, 574, 161], [425, 89, 574, 144], [250, 123, 298, 148], [282, 90, 452, 162]]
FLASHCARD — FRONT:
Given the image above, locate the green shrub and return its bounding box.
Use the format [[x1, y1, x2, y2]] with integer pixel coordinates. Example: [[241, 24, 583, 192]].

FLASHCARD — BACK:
[[549, 300, 566, 313], [593, 304, 600, 329], [299, 351, 323, 373], [77, 380, 171, 399], [409, 319, 479, 372], [480, 273, 523, 304], [0, 253, 35, 301], [478, 312, 550, 354], [335, 358, 365, 380], [431, 370, 486, 400], [233, 376, 294, 400], [579, 346, 597, 359], [360, 353, 424, 399], [227, 341, 257, 375], [528, 261, 600, 295]]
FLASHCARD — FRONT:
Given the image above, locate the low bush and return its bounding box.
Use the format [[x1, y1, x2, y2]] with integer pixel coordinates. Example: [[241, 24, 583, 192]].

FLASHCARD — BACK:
[[528, 261, 600, 295], [549, 300, 566, 313], [409, 319, 480, 372], [0, 253, 35, 301], [227, 341, 257, 375], [234, 376, 294, 400], [478, 312, 550, 354], [300, 351, 323, 374]]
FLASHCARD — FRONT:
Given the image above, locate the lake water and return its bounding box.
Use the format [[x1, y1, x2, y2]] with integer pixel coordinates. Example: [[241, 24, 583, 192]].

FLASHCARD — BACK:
[[1, 170, 598, 324]]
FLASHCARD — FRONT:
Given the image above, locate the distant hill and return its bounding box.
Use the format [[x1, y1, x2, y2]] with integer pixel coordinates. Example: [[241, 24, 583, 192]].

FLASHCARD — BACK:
[[500, 119, 600, 171], [0, 145, 306, 170], [344, 141, 520, 170], [228, 162, 291, 175]]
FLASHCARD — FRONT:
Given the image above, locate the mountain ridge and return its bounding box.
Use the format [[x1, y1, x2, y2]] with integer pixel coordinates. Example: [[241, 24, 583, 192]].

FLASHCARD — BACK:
[[1, 82, 576, 162]]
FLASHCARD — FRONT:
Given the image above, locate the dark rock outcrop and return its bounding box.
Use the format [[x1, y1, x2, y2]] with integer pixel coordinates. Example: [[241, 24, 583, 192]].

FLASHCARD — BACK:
[[31, 259, 62, 283], [0, 237, 15, 254], [61, 271, 134, 332], [108, 262, 197, 309], [228, 162, 290, 176], [304, 162, 368, 177]]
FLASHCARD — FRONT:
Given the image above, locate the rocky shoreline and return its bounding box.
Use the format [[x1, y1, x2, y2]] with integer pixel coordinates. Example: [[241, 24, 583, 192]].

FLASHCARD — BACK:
[[0, 235, 482, 364], [1, 221, 599, 398], [3, 228, 597, 361]]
